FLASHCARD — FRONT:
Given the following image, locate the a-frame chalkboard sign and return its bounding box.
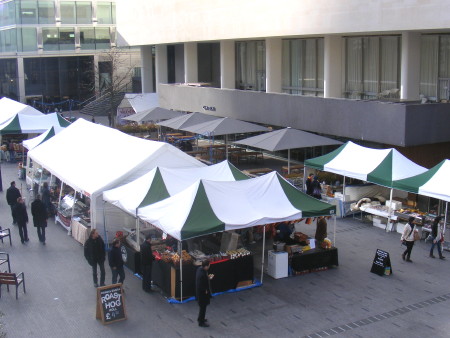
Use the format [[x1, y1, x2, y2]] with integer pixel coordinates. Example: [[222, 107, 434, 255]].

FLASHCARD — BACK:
[[370, 249, 392, 276], [96, 283, 127, 324]]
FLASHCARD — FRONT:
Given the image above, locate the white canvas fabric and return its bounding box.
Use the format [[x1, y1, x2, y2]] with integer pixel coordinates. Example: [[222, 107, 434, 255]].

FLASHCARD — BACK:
[[390, 149, 427, 180], [23, 126, 66, 150], [0, 112, 68, 134], [419, 160, 450, 202], [0, 97, 43, 124]]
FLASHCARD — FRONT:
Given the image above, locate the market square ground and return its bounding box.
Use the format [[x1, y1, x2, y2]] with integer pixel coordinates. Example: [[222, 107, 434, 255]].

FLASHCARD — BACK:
[[1, 153, 450, 337]]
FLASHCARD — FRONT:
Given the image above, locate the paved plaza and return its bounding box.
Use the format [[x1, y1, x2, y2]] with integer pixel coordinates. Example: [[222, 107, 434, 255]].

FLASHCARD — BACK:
[[1, 156, 450, 338]]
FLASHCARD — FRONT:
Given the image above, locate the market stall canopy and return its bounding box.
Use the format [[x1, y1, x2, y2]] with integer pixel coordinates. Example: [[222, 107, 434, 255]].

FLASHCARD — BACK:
[[23, 126, 60, 150], [137, 171, 336, 241], [180, 117, 269, 136], [234, 127, 342, 151], [156, 112, 220, 130], [123, 107, 184, 123], [118, 93, 159, 113], [0, 97, 43, 124], [103, 160, 248, 216], [304, 141, 427, 188], [393, 159, 450, 202], [0, 112, 70, 135]]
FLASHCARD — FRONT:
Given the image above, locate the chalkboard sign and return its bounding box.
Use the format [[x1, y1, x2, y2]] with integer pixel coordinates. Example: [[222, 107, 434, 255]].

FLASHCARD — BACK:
[[370, 249, 392, 276], [96, 284, 126, 324]]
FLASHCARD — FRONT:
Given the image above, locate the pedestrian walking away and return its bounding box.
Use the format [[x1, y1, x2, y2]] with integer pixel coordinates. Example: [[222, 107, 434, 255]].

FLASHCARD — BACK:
[[84, 229, 106, 287], [31, 194, 48, 244], [429, 216, 445, 259], [41, 182, 53, 216], [108, 238, 125, 285], [401, 217, 418, 262], [12, 197, 29, 244], [196, 259, 213, 327], [6, 181, 21, 225], [140, 234, 154, 292]]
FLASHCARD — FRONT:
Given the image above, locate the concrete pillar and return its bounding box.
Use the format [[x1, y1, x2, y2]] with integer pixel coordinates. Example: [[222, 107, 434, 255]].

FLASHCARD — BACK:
[[220, 40, 235, 89], [155, 45, 168, 92], [324, 35, 343, 98], [17, 58, 26, 103], [141, 45, 154, 93], [265, 38, 282, 93], [184, 42, 198, 83], [401, 32, 420, 100]]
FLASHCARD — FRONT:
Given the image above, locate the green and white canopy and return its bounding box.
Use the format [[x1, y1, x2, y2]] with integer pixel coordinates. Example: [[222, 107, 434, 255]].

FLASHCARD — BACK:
[[393, 159, 450, 202], [137, 172, 336, 241], [103, 160, 248, 216], [305, 141, 427, 188], [0, 112, 70, 135], [22, 126, 65, 150], [0, 97, 43, 124]]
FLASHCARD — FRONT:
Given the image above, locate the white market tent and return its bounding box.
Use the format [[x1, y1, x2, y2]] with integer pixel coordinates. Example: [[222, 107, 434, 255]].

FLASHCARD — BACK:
[[0, 97, 43, 124], [0, 112, 71, 135], [28, 119, 205, 237], [118, 93, 159, 113]]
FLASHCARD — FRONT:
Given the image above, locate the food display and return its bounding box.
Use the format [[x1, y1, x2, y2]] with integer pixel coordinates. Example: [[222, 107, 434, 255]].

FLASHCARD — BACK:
[[158, 250, 193, 265], [226, 248, 251, 259]]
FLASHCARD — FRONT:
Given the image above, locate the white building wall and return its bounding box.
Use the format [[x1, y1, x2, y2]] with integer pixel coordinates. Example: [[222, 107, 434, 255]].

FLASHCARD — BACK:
[[401, 32, 421, 100], [265, 38, 282, 93], [141, 45, 154, 93], [220, 40, 235, 89]]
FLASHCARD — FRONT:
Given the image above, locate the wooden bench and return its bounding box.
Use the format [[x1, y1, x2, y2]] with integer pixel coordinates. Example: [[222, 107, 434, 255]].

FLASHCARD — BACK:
[[0, 272, 26, 299], [0, 252, 10, 273], [0, 227, 11, 246]]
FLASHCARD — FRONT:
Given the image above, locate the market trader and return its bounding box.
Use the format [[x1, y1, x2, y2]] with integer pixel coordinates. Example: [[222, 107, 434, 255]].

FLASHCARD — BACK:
[[140, 234, 154, 292], [196, 259, 213, 328], [6, 181, 21, 225]]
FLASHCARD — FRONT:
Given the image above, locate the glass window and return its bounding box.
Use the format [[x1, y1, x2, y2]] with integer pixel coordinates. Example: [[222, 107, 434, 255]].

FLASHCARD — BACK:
[[95, 27, 110, 49], [76, 1, 92, 24], [38, 0, 55, 24], [59, 27, 75, 50], [0, 1, 17, 26], [235, 41, 266, 91], [97, 2, 112, 24], [60, 1, 75, 24], [17, 27, 37, 52], [79, 27, 95, 50], [42, 27, 59, 51], [282, 38, 324, 96], [112, 2, 116, 24], [0, 59, 19, 100], [19, 0, 38, 24], [0, 28, 17, 53]]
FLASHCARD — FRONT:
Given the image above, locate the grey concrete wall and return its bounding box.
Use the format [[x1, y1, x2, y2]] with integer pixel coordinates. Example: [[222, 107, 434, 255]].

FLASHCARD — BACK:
[[158, 84, 450, 147]]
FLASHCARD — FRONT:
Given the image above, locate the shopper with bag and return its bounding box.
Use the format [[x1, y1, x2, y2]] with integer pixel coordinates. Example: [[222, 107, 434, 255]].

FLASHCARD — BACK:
[[429, 216, 445, 259], [401, 217, 419, 262]]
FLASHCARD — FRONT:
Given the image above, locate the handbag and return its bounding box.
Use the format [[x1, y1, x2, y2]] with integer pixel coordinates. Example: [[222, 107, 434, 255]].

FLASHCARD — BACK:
[[402, 227, 414, 246], [413, 230, 420, 241]]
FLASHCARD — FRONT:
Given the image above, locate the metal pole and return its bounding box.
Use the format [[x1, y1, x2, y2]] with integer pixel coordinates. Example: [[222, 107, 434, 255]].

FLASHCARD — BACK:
[[333, 215, 336, 246], [444, 202, 448, 237], [225, 134, 229, 160], [260, 225, 266, 283], [135, 208, 140, 245], [69, 191, 77, 235], [303, 166, 307, 193], [342, 176, 346, 202], [179, 241, 183, 302], [386, 188, 393, 232], [58, 181, 64, 205]]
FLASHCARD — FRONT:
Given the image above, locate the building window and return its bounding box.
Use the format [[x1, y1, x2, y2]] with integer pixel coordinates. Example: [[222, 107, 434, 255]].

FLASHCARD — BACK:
[[19, 0, 38, 24], [79, 27, 95, 49], [0, 1, 17, 26], [38, 0, 55, 24], [60, 1, 76, 24], [0, 58, 19, 100], [17, 27, 37, 52], [97, 2, 112, 24], [420, 34, 450, 101], [235, 41, 266, 91], [76, 1, 92, 24], [60, 1, 92, 24], [58, 27, 75, 50], [0, 28, 17, 53], [282, 38, 324, 96], [344, 36, 401, 99], [95, 27, 110, 49], [42, 27, 74, 51]]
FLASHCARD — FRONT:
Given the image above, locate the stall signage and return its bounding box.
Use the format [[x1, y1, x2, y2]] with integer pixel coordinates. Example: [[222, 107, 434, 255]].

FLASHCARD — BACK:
[[370, 249, 392, 277], [202, 105, 216, 112], [96, 284, 126, 324]]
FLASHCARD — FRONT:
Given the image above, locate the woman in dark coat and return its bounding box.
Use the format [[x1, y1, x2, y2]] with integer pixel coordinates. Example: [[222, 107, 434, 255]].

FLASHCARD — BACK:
[[196, 260, 213, 327], [311, 176, 322, 199], [31, 194, 48, 244]]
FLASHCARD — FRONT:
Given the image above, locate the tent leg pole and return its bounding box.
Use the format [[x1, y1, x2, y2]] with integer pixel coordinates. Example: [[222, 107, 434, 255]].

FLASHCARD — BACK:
[[333, 215, 336, 246], [135, 210, 140, 245], [303, 166, 307, 193], [179, 241, 183, 302], [387, 188, 393, 232], [68, 191, 77, 236], [444, 202, 448, 237], [260, 225, 266, 283], [103, 201, 109, 249]]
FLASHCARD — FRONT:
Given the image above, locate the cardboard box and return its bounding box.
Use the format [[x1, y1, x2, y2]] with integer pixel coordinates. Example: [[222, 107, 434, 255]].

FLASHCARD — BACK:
[[285, 244, 302, 254], [386, 200, 402, 210]]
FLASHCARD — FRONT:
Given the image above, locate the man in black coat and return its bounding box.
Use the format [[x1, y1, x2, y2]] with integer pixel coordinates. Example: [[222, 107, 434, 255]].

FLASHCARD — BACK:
[[12, 197, 29, 244], [196, 259, 213, 327], [84, 229, 106, 287], [6, 181, 21, 225], [31, 194, 48, 244], [140, 234, 154, 292], [108, 238, 125, 285]]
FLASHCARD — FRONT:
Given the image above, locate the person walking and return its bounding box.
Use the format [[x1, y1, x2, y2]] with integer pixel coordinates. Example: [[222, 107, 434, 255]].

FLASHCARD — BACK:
[[196, 259, 213, 327], [12, 197, 29, 244], [31, 194, 48, 244], [108, 239, 125, 285], [84, 229, 106, 287], [430, 216, 445, 259], [140, 234, 154, 292], [6, 181, 21, 225], [401, 217, 418, 262]]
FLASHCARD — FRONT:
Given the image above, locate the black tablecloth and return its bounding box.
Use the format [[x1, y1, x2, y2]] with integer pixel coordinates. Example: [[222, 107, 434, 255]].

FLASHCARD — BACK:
[[290, 247, 338, 272]]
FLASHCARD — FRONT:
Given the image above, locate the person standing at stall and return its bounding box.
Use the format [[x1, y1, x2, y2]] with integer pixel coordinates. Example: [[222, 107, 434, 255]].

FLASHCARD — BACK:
[[315, 216, 328, 244], [6, 181, 21, 225], [41, 182, 52, 216], [140, 234, 154, 292], [84, 229, 106, 287], [196, 259, 213, 328], [108, 239, 125, 284], [311, 176, 322, 199], [31, 194, 48, 244], [305, 173, 314, 196], [401, 217, 418, 262], [12, 197, 29, 244], [430, 216, 445, 259]]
